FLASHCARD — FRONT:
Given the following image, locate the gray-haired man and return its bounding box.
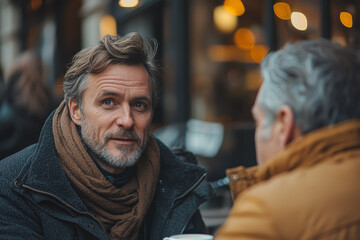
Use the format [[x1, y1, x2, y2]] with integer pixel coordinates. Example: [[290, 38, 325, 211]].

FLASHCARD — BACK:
[[216, 39, 360, 239]]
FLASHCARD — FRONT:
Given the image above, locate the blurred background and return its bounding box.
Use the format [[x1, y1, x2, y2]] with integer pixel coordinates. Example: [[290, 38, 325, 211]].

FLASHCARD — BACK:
[[0, 0, 359, 233]]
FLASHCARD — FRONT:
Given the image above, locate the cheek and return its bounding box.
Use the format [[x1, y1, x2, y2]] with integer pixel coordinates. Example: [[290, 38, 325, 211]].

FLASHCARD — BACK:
[[254, 127, 274, 165], [134, 114, 152, 133], [87, 114, 112, 141]]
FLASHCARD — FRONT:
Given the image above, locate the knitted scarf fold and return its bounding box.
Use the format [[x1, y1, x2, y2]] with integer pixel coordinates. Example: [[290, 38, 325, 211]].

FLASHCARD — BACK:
[[52, 101, 160, 240]]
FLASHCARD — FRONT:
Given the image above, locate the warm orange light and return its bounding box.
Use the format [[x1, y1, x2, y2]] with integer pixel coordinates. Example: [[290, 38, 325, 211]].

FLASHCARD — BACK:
[[100, 15, 117, 39], [224, 0, 245, 16], [273, 2, 291, 20], [119, 0, 139, 8], [30, 0, 42, 10], [250, 45, 269, 63], [291, 12, 308, 31], [340, 12, 353, 28], [213, 6, 238, 33], [208, 45, 251, 62], [234, 28, 255, 50]]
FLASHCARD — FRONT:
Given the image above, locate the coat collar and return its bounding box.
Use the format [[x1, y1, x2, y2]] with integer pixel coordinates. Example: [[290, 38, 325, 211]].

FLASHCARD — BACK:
[[258, 119, 360, 180], [15, 110, 88, 211], [227, 119, 360, 199]]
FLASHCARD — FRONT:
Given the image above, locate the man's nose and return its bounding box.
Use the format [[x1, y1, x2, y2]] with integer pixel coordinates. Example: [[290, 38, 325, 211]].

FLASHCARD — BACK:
[[115, 104, 134, 129]]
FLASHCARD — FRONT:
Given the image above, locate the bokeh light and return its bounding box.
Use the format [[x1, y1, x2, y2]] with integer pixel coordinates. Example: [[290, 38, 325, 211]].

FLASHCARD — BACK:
[[100, 15, 117, 39], [273, 2, 291, 20], [234, 28, 255, 50], [119, 0, 139, 8], [223, 0, 245, 16], [340, 12, 353, 28], [213, 6, 238, 33], [291, 12, 308, 31]]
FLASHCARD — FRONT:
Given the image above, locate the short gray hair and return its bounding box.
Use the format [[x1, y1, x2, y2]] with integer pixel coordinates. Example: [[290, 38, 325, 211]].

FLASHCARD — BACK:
[[259, 39, 360, 134], [63, 32, 160, 108]]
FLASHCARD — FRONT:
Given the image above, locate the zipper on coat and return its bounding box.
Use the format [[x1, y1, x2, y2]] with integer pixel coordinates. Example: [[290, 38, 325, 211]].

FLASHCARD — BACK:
[[164, 172, 208, 235]]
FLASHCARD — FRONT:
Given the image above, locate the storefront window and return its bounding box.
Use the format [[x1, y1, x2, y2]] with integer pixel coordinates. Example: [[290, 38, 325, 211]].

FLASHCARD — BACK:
[[189, 0, 359, 126], [189, 0, 265, 124]]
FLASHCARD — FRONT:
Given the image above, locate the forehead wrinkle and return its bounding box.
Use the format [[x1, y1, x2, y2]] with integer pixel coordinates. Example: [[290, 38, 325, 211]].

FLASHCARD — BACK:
[[94, 78, 146, 89], [92, 80, 151, 100], [98, 90, 123, 98], [87, 65, 152, 100]]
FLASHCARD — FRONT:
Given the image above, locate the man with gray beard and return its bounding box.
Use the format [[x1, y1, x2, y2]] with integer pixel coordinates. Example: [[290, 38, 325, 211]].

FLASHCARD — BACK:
[[0, 32, 214, 240]]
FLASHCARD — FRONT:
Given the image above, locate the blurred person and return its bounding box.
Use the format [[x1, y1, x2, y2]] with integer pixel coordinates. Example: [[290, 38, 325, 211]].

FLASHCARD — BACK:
[[0, 51, 54, 160], [215, 39, 360, 239], [0, 32, 214, 240]]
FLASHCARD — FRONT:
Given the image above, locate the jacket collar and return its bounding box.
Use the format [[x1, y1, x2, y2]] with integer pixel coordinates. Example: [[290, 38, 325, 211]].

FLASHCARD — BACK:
[[258, 119, 360, 180], [156, 138, 209, 199], [15, 110, 88, 211], [227, 119, 360, 199]]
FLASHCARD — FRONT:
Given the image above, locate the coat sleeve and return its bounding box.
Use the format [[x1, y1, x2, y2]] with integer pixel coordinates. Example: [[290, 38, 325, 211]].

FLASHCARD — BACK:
[[0, 176, 45, 240], [214, 193, 278, 240]]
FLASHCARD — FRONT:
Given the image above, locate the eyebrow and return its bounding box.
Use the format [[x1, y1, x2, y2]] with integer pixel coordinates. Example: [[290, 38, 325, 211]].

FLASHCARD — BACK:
[[98, 91, 122, 98], [133, 96, 151, 103], [98, 91, 152, 103]]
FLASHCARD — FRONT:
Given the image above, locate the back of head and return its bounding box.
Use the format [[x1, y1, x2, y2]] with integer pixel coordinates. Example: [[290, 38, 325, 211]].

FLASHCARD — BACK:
[[64, 32, 160, 108], [259, 39, 360, 134]]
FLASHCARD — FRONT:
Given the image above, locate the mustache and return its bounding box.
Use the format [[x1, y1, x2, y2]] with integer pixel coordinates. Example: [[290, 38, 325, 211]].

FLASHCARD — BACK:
[[104, 129, 141, 142]]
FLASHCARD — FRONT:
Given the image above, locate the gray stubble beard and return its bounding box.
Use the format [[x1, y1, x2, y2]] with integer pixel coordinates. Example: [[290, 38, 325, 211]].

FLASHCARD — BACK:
[[80, 117, 149, 168]]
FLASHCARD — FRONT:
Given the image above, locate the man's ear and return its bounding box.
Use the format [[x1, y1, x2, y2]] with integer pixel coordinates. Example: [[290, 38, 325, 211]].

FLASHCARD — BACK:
[[276, 105, 299, 147], [68, 98, 82, 126]]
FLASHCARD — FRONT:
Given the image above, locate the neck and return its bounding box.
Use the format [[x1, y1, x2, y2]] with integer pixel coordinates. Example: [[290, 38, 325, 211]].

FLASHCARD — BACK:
[[95, 157, 126, 174]]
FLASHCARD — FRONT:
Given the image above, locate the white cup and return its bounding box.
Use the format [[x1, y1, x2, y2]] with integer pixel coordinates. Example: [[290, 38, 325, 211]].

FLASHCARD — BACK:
[[163, 234, 214, 240]]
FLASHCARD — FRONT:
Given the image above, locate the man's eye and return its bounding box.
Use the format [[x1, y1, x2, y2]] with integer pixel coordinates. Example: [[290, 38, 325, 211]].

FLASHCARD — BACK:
[[103, 99, 113, 106], [134, 102, 147, 109]]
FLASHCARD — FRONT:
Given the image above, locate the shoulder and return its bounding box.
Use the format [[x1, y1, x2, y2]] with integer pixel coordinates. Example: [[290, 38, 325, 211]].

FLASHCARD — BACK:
[[235, 158, 360, 239], [246, 157, 360, 206], [0, 145, 36, 209], [153, 135, 214, 196], [0, 144, 37, 180]]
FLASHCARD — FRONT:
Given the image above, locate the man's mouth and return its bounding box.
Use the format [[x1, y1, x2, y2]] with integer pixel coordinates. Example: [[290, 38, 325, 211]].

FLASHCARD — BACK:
[[109, 137, 137, 146]]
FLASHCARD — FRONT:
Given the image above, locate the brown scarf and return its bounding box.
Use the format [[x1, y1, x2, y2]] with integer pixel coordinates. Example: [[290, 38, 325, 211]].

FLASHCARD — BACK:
[[52, 101, 160, 240]]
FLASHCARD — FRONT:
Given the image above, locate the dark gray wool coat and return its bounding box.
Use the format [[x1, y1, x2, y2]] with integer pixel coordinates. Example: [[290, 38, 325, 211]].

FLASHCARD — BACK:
[[0, 112, 215, 240]]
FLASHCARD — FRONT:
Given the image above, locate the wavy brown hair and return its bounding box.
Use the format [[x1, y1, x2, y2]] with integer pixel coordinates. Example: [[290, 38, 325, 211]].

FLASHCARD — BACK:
[[64, 32, 160, 109]]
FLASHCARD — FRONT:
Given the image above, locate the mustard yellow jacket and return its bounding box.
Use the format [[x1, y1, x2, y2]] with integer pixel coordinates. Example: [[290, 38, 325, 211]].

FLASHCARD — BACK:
[[215, 120, 360, 240]]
